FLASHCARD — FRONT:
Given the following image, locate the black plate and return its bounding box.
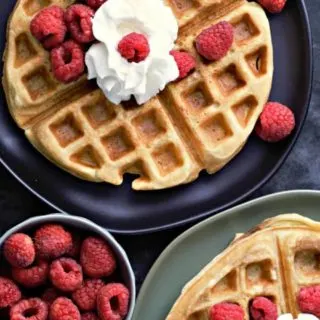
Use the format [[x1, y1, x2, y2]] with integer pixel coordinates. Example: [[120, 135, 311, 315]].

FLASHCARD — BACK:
[[0, 0, 313, 234]]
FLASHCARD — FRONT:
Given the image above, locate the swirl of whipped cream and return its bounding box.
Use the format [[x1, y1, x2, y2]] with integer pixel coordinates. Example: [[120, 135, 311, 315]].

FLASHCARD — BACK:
[[278, 314, 319, 320], [85, 0, 179, 105]]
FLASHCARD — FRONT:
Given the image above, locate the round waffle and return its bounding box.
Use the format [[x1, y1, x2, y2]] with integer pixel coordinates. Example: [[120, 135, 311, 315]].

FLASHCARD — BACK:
[[167, 214, 320, 319], [2, 0, 273, 190]]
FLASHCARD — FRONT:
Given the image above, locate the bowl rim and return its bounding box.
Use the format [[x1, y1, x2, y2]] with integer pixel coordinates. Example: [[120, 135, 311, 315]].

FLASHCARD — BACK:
[[0, 213, 136, 320]]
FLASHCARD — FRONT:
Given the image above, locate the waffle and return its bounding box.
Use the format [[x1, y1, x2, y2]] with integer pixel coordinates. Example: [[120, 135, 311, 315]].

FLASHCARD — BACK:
[[166, 214, 320, 320], [2, 0, 274, 190]]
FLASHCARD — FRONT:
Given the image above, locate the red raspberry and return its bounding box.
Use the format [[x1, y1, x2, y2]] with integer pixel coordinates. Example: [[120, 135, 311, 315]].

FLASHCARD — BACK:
[[82, 312, 100, 320], [65, 5, 95, 44], [30, 6, 67, 50], [10, 298, 48, 320], [258, 0, 287, 13], [85, 0, 107, 9], [12, 260, 49, 288], [210, 302, 244, 320], [80, 237, 116, 278], [3, 233, 35, 268], [0, 277, 21, 309], [72, 279, 104, 311], [170, 50, 196, 80], [51, 40, 85, 83], [298, 285, 320, 317], [42, 287, 61, 307], [196, 21, 234, 61], [34, 224, 72, 260], [50, 258, 83, 292], [97, 283, 129, 320], [255, 102, 295, 142], [50, 297, 81, 320], [118, 33, 150, 63], [66, 233, 82, 258], [250, 297, 278, 320]]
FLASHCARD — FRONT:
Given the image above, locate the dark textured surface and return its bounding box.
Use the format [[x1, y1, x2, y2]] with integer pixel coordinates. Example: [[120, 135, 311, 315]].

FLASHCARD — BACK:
[[0, 0, 319, 291]]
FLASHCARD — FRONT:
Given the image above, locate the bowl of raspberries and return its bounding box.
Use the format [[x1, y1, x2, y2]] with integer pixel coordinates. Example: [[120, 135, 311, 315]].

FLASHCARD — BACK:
[[0, 214, 135, 320]]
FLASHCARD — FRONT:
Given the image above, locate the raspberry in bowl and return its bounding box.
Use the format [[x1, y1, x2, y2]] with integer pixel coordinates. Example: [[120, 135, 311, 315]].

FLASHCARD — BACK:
[[0, 214, 135, 320]]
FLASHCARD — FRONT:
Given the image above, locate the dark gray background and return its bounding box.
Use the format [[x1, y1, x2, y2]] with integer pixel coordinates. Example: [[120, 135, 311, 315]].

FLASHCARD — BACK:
[[0, 0, 319, 291]]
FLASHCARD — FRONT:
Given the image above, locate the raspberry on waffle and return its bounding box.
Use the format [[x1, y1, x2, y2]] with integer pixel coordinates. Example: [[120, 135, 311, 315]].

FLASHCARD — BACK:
[[2, 0, 274, 190]]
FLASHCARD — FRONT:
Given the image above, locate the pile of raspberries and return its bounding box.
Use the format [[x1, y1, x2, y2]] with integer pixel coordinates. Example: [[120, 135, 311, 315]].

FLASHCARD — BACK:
[[28, 0, 286, 84], [210, 290, 320, 320], [30, 0, 103, 84], [0, 224, 130, 320]]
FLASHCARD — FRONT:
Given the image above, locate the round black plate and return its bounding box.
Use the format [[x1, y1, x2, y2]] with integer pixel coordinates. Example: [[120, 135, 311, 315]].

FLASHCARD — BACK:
[[0, 0, 313, 234]]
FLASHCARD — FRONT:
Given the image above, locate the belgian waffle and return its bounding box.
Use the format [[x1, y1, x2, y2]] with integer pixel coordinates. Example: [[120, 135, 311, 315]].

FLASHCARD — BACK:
[[167, 214, 320, 320], [2, 0, 274, 190]]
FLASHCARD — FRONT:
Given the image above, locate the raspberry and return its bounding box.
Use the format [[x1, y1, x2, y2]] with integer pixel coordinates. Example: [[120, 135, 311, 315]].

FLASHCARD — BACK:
[[80, 237, 116, 278], [34, 224, 72, 260], [42, 287, 61, 307], [51, 40, 85, 83], [65, 5, 95, 44], [12, 260, 49, 288], [258, 0, 287, 13], [210, 302, 244, 320], [255, 102, 295, 142], [72, 279, 105, 311], [0, 277, 21, 309], [50, 297, 81, 320], [97, 283, 129, 320], [66, 233, 82, 258], [30, 6, 67, 50], [82, 312, 100, 320], [250, 297, 278, 320], [196, 21, 233, 61], [10, 298, 48, 320], [298, 285, 320, 317], [118, 33, 150, 63], [85, 0, 107, 9], [170, 50, 196, 80], [3, 233, 35, 268], [50, 258, 83, 292]]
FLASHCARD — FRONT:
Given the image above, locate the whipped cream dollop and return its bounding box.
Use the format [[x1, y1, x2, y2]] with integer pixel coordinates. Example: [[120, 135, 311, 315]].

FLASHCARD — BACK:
[[278, 314, 319, 320], [85, 0, 179, 105]]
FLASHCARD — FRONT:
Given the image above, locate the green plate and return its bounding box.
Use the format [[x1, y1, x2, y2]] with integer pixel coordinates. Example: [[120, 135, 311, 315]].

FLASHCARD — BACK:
[[132, 190, 320, 320]]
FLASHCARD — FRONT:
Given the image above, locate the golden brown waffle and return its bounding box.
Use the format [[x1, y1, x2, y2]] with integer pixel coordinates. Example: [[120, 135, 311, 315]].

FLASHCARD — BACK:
[[166, 214, 320, 320], [2, 0, 274, 190]]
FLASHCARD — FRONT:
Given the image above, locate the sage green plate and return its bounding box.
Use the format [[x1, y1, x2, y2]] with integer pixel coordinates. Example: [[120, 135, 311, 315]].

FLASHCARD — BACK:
[[132, 190, 320, 320]]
